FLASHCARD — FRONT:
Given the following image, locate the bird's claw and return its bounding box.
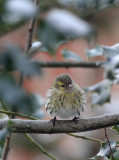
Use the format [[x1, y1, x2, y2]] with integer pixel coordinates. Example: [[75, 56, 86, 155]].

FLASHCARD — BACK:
[[50, 117, 57, 126], [72, 116, 79, 124]]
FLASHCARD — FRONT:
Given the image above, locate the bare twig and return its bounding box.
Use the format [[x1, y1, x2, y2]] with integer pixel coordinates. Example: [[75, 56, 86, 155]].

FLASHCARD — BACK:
[[24, 133, 59, 160], [0, 110, 37, 120], [0, 101, 8, 111], [0, 113, 118, 133], [0, 102, 12, 160], [24, 18, 36, 55], [67, 133, 102, 143], [104, 128, 114, 160], [35, 61, 104, 68], [19, 0, 38, 86], [1, 133, 12, 160], [25, 0, 38, 55]]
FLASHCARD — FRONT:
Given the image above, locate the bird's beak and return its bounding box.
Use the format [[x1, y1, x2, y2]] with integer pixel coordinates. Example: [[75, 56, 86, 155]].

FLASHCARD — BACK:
[[67, 84, 73, 90]]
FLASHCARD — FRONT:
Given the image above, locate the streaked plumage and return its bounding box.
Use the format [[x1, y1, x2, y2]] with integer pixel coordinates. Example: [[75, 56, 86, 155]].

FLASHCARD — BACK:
[[45, 73, 86, 121]]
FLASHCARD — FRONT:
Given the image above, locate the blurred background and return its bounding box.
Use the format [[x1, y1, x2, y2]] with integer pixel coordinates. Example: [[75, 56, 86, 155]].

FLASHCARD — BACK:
[[0, 0, 119, 160]]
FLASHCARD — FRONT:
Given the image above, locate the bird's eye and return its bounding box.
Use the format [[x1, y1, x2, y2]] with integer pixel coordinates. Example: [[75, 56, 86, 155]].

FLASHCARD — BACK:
[[61, 85, 65, 87]]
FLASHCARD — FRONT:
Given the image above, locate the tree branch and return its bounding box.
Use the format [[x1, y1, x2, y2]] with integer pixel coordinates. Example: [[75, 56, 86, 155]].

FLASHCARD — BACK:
[[67, 133, 102, 143], [19, 0, 38, 86], [0, 110, 37, 120], [36, 61, 103, 68], [104, 128, 114, 160], [25, 0, 38, 55], [1, 102, 12, 160], [24, 133, 59, 160], [0, 113, 119, 134], [1, 133, 12, 160]]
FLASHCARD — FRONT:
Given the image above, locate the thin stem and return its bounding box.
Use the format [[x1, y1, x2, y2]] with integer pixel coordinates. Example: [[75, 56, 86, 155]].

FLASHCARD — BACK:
[[0, 102, 12, 160], [0, 110, 37, 120], [1, 133, 12, 160], [36, 61, 103, 68], [19, 0, 38, 86], [104, 128, 114, 160], [24, 133, 59, 160], [67, 133, 102, 143], [25, 0, 38, 55], [0, 101, 13, 119], [1, 101, 8, 111], [25, 18, 36, 55]]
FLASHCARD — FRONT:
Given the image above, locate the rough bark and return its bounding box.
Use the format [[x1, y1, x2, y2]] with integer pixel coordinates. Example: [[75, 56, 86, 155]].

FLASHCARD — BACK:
[[0, 113, 119, 134]]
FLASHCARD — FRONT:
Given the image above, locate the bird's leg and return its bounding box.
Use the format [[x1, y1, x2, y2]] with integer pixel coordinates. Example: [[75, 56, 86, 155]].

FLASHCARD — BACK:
[[50, 117, 57, 126], [72, 116, 79, 124]]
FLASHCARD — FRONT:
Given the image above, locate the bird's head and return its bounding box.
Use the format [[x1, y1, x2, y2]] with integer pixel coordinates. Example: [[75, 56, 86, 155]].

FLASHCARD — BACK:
[[53, 73, 74, 93]]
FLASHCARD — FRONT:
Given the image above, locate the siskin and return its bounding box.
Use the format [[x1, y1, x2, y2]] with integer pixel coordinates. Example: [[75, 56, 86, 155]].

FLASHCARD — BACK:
[[45, 73, 86, 125]]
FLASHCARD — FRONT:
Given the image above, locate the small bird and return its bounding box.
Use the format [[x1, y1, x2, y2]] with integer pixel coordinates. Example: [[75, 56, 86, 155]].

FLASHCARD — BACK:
[[45, 73, 86, 125]]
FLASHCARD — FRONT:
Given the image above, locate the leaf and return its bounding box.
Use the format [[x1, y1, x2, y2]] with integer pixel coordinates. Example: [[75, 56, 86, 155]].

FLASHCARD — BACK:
[[86, 43, 119, 59], [97, 141, 116, 158], [0, 0, 9, 32], [37, 9, 93, 54], [86, 45, 103, 58], [38, 20, 62, 54], [112, 151, 119, 160], [61, 49, 82, 61], [101, 54, 119, 83], [4, 0, 37, 24], [89, 156, 109, 160], [33, 109, 44, 119], [85, 79, 112, 93], [85, 79, 112, 106], [29, 41, 42, 56], [0, 0, 37, 35], [29, 94, 44, 119], [102, 43, 119, 58], [0, 121, 15, 156], [32, 94, 45, 107], [17, 60, 41, 77], [104, 157, 109, 160], [0, 76, 39, 114], [58, 0, 118, 11], [89, 156, 98, 160], [0, 127, 9, 157], [0, 45, 41, 76], [102, 54, 119, 81], [0, 128, 8, 142], [91, 89, 110, 106], [46, 9, 92, 38], [102, 55, 119, 70], [112, 125, 119, 134], [114, 69, 119, 79]]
